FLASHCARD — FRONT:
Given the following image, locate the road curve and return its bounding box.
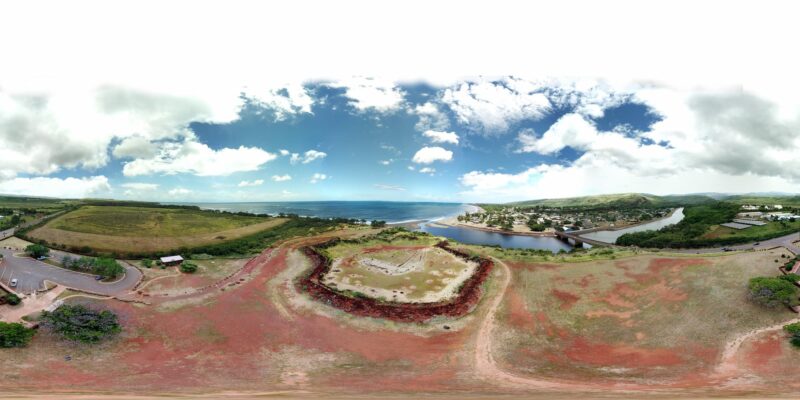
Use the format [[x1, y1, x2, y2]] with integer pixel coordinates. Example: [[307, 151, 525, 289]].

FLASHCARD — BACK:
[[0, 248, 141, 296]]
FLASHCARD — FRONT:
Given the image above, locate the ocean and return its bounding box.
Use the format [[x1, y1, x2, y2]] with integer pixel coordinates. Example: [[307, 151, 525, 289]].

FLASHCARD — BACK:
[[182, 201, 475, 224]]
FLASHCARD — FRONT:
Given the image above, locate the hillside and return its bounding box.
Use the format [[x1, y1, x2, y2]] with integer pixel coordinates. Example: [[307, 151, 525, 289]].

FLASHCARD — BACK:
[[504, 193, 715, 209]]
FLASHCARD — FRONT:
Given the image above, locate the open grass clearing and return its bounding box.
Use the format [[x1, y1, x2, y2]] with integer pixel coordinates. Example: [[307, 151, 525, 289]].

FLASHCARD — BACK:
[[493, 248, 799, 381], [140, 258, 248, 296], [27, 206, 288, 254]]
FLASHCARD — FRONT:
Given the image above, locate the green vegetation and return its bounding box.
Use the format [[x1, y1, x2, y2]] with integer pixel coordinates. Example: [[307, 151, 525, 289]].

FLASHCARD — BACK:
[[784, 322, 800, 347], [25, 243, 50, 258], [141, 259, 153, 268], [47, 205, 269, 237], [180, 262, 198, 273], [61, 256, 125, 278], [616, 202, 744, 247], [3, 292, 21, 306], [0, 322, 36, 348], [42, 304, 121, 344], [370, 220, 387, 228], [748, 276, 800, 308]]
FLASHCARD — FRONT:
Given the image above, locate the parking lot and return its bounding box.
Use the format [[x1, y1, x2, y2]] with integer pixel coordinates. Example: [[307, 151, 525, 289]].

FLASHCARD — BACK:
[[0, 247, 141, 296]]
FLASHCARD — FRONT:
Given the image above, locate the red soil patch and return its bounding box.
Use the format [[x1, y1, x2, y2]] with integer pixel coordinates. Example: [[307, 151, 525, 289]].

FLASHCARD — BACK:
[[506, 289, 537, 331], [744, 332, 785, 371], [299, 240, 494, 322], [551, 289, 580, 310], [564, 337, 684, 368], [574, 274, 596, 288]]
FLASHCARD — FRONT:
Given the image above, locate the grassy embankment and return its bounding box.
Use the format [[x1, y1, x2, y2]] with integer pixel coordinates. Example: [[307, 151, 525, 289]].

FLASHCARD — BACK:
[[21, 205, 345, 258]]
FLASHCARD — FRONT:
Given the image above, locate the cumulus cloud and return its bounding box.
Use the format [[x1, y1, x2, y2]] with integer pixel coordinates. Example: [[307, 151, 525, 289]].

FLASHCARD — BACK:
[[246, 83, 314, 120], [272, 174, 292, 182], [0, 176, 111, 198], [441, 77, 551, 134], [309, 173, 327, 183], [121, 139, 276, 177], [329, 77, 405, 112], [412, 146, 453, 164], [238, 179, 264, 187], [422, 130, 459, 145], [462, 87, 800, 202], [290, 150, 327, 165], [410, 102, 450, 131]]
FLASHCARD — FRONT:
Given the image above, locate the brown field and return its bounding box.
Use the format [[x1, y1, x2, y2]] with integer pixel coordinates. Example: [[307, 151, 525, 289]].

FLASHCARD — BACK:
[[28, 218, 287, 254], [2, 228, 800, 398]]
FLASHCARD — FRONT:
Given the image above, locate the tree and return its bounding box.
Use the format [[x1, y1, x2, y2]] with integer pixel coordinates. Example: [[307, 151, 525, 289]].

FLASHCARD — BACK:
[[180, 262, 198, 273], [41, 304, 121, 344], [141, 259, 153, 268], [25, 244, 50, 258], [370, 220, 387, 228], [0, 322, 35, 348], [748, 276, 800, 308], [92, 258, 125, 279], [784, 322, 800, 347]]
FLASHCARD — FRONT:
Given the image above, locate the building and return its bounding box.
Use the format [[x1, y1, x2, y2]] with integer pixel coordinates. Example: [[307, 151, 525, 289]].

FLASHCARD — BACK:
[[160, 255, 184, 267]]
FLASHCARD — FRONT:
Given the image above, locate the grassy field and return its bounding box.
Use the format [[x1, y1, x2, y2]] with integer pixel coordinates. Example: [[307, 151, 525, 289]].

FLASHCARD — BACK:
[[138, 257, 248, 296], [27, 206, 288, 255], [493, 248, 799, 381], [702, 220, 800, 240]]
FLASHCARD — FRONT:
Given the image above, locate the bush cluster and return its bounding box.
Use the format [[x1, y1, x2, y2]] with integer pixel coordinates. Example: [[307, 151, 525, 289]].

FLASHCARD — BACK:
[[41, 304, 121, 344], [0, 322, 36, 348], [60, 256, 125, 278]]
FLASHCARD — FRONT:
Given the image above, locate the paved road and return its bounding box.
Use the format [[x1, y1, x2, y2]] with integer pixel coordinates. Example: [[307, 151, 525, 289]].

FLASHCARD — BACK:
[[0, 248, 141, 296]]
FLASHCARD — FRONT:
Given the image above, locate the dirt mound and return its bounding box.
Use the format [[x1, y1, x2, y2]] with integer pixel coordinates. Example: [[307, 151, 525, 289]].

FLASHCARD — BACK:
[[297, 240, 493, 322]]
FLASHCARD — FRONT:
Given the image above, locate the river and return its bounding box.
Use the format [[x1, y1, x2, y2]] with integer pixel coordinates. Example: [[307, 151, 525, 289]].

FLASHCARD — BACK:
[[579, 207, 685, 244]]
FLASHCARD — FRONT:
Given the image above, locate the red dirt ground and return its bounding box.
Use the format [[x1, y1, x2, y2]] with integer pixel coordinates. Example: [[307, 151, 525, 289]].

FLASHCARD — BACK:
[[551, 289, 580, 310], [564, 337, 684, 368], [7, 245, 478, 394]]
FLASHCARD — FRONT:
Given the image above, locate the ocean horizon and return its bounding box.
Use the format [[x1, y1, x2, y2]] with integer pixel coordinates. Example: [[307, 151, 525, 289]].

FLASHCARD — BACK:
[[174, 201, 476, 224]]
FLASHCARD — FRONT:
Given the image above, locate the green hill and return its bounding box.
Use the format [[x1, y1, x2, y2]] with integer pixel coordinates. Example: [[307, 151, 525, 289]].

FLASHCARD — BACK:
[[503, 193, 715, 209]]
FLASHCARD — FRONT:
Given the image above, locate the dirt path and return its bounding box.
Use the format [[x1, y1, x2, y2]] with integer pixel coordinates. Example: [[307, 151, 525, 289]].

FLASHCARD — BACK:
[[474, 257, 621, 391], [715, 316, 800, 376]]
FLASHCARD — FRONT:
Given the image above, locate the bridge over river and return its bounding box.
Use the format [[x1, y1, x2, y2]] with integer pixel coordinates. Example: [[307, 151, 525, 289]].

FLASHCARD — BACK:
[[554, 230, 615, 248]]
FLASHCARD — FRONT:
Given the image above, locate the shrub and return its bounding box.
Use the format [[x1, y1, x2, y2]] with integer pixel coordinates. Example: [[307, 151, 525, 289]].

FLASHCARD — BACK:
[[0, 322, 36, 348], [784, 322, 800, 348], [141, 259, 153, 268], [180, 262, 198, 273], [41, 304, 121, 344], [748, 276, 800, 308], [4, 293, 21, 306]]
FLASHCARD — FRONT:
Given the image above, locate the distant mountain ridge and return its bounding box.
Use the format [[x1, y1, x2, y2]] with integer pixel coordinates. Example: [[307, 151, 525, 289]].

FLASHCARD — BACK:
[[505, 193, 717, 208]]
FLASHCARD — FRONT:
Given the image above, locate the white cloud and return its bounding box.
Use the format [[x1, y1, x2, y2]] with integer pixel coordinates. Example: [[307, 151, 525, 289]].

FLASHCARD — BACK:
[[120, 182, 159, 191], [419, 167, 436, 175], [168, 187, 192, 196], [246, 83, 314, 120], [412, 146, 453, 164], [279, 149, 290, 156], [0, 176, 111, 199], [410, 102, 450, 131], [373, 184, 405, 191], [238, 179, 264, 187], [121, 139, 276, 177], [309, 173, 327, 184], [272, 174, 292, 182], [422, 130, 459, 145], [112, 135, 160, 159], [289, 150, 327, 165], [329, 77, 405, 112], [441, 77, 551, 134], [380, 159, 393, 165]]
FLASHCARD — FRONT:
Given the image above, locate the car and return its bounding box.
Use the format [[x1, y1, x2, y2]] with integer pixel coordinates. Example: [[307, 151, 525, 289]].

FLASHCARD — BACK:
[[754, 242, 760, 246], [95, 275, 103, 281], [10, 278, 18, 287]]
